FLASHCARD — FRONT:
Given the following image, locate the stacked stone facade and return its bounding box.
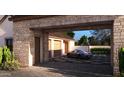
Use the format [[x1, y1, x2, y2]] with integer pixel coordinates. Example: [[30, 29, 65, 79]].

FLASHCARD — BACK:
[[13, 23, 35, 66], [113, 16, 124, 76], [12, 15, 124, 76]]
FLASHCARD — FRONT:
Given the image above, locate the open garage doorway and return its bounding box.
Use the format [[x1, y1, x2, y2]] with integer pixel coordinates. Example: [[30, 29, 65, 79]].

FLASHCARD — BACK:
[[30, 20, 113, 76], [43, 25, 113, 76]]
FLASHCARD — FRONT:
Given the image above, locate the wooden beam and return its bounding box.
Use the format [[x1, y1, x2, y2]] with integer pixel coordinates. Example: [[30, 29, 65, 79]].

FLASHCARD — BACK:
[[9, 15, 57, 22], [31, 21, 113, 32]]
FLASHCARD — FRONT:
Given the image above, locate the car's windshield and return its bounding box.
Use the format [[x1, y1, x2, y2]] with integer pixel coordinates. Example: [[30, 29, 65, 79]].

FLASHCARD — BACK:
[[72, 49, 88, 54], [77, 50, 87, 54]]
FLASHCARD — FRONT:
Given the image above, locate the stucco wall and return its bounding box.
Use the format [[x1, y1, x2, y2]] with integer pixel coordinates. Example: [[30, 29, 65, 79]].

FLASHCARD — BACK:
[[74, 46, 111, 52], [68, 40, 75, 52], [49, 37, 75, 57], [0, 16, 13, 47], [74, 46, 90, 52]]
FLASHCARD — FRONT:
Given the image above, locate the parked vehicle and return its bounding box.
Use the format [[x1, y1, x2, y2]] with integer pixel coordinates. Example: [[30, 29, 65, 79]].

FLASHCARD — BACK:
[[67, 49, 92, 59]]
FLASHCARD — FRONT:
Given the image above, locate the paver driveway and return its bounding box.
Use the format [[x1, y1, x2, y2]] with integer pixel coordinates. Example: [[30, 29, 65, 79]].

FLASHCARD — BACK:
[[0, 55, 113, 77]]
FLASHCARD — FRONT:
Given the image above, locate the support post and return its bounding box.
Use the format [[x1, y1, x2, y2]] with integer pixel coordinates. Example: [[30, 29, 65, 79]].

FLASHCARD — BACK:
[[113, 16, 124, 76], [43, 32, 49, 62]]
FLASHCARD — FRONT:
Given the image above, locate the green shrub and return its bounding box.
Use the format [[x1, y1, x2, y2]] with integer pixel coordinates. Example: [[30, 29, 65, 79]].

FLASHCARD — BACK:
[[3, 46, 11, 62], [0, 46, 20, 70], [3, 60, 20, 70], [0, 47, 3, 68], [119, 48, 124, 73], [91, 48, 110, 54]]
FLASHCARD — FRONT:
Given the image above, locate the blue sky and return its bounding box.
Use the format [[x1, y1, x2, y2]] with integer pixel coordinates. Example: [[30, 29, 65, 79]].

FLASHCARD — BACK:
[[74, 30, 94, 41]]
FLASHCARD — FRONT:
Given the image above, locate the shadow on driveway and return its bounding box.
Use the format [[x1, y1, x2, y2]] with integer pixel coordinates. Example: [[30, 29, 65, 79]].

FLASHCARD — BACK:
[[0, 55, 113, 77], [41, 61, 113, 77]]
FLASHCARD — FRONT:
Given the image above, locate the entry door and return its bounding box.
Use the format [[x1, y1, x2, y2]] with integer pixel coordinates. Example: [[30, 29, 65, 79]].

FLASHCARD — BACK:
[[35, 37, 40, 65], [64, 41, 68, 54]]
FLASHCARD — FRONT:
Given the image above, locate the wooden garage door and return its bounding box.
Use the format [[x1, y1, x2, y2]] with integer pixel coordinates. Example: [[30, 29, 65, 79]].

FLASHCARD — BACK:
[[64, 40, 68, 54], [54, 40, 61, 57]]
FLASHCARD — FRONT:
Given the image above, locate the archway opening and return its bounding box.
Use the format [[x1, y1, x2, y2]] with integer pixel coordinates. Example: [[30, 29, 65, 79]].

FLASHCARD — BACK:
[[32, 21, 114, 76]]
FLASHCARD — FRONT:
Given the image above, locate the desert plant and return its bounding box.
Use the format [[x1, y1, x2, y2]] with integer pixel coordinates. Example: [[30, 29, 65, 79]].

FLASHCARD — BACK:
[[3, 46, 11, 62], [3, 60, 20, 70], [0, 46, 20, 70]]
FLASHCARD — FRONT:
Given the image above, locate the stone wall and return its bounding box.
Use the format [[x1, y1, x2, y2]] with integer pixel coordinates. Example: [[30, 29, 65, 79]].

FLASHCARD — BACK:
[[13, 23, 35, 66], [113, 16, 124, 76], [13, 16, 118, 29]]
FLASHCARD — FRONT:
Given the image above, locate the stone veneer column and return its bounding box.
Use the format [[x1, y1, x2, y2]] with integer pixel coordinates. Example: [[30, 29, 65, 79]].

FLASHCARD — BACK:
[[13, 23, 34, 66], [43, 32, 49, 62], [61, 40, 65, 55], [113, 16, 124, 76]]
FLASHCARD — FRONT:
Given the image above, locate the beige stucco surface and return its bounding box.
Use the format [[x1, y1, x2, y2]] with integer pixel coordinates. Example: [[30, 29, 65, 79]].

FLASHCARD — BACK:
[[0, 16, 13, 47]]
